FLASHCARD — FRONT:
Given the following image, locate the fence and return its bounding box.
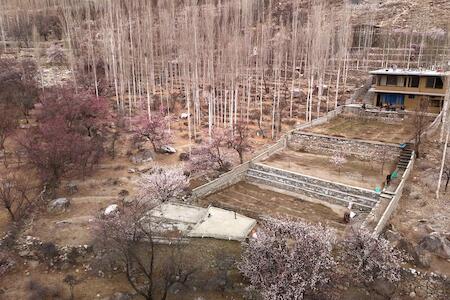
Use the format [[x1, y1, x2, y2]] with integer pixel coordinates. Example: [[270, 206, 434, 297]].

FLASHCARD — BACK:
[[373, 152, 415, 235]]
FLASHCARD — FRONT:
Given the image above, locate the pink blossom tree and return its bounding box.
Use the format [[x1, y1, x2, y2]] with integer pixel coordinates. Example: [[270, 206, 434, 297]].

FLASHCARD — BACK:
[[238, 218, 337, 300], [134, 108, 172, 152], [330, 152, 347, 175], [37, 86, 110, 137], [226, 121, 252, 164], [189, 129, 232, 174], [338, 228, 404, 285], [19, 117, 104, 189], [138, 165, 189, 203]]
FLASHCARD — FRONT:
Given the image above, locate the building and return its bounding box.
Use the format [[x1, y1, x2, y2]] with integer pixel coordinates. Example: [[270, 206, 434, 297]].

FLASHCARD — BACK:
[[369, 68, 449, 113]]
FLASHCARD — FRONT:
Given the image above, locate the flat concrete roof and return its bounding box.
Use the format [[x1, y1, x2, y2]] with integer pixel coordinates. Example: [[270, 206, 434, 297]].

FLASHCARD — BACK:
[[147, 203, 257, 241], [188, 206, 257, 241], [149, 203, 206, 224], [369, 68, 450, 77]]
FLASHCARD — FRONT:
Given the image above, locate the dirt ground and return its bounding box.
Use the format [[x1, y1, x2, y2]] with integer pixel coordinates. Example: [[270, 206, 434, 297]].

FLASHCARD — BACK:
[[0, 103, 296, 299], [261, 149, 396, 190], [306, 115, 428, 144], [198, 181, 347, 232], [390, 132, 450, 277], [0, 238, 244, 299]]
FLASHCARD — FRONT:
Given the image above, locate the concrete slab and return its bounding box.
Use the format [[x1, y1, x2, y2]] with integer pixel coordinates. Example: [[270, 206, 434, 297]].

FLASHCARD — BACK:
[[149, 203, 206, 224], [188, 206, 257, 241]]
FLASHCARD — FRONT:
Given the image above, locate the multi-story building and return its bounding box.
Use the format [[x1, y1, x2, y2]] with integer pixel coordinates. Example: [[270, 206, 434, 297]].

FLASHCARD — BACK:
[[369, 68, 449, 113]]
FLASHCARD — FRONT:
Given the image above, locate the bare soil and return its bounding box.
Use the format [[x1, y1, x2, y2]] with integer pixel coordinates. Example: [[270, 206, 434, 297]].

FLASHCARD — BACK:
[[198, 181, 347, 232], [261, 149, 396, 190], [390, 133, 450, 277], [306, 115, 420, 144]]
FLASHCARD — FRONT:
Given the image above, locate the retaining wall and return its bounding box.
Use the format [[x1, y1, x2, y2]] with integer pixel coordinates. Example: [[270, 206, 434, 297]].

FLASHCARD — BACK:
[[373, 152, 415, 235], [191, 139, 286, 199], [247, 163, 379, 211], [343, 106, 406, 123], [288, 132, 401, 161]]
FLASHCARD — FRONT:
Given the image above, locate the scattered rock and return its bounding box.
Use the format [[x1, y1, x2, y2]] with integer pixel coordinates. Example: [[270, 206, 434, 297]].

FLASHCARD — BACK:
[[128, 168, 136, 174], [104, 204, 119, 216], [418, 232, 450, 259], [180, 112, 190, 119], [160, 145, 177, 154], [118, 190, 129, 198], [109, 292, 132, 300], [372, 278, 396, 298], [66, 182, 78, 195], [48, 198, 70, 213], [179, 152, 190, 161], [409, 291, 416, 297], [385, 229, 401, 244], [130, 149, 154, 164]]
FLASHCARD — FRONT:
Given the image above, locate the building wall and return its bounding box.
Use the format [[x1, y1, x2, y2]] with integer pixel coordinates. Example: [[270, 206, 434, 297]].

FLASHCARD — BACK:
[[373, 75, 448, 95]]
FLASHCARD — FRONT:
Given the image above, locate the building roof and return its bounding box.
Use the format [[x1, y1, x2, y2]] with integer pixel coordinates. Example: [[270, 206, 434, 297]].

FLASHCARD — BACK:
[[369, 68, 450, 77]]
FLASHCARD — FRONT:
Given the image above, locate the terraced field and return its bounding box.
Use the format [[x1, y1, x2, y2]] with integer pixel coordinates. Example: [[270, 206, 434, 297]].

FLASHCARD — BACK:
[[199, 181, 347, 232]]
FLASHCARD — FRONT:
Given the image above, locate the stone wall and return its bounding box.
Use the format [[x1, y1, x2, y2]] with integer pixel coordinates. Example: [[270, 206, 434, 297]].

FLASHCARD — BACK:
[[288, 132, 401, 161], [247, 163, 379, 211]]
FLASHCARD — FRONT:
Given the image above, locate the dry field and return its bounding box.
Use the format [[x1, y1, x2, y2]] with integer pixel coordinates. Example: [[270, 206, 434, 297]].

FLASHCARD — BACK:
[[198, 181, 347, 232], [261, 149, 396, 190], [305, 115, 424, 144]]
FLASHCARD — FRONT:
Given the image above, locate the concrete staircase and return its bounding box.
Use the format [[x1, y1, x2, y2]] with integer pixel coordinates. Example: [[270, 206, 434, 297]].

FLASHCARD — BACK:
[[246, 163, 380, 211], [398, 143, 414, 170]]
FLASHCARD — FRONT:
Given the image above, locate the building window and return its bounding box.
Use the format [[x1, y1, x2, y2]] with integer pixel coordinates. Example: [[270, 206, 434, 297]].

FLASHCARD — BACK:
[[386, 75, 397, 86], [429, 96, 443, 108], [426, 77, 444, 89], [410, 76, 419, 87], [408, 94, 415, 99]]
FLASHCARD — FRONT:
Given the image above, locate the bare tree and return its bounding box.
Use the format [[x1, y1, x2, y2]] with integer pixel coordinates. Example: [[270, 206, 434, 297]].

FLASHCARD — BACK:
[[0, 107, 18, 151], [412, 98, 430, 158], [96, 201, 196, 300], [226, 121, 252, 164], [0, 175, 34, 221]]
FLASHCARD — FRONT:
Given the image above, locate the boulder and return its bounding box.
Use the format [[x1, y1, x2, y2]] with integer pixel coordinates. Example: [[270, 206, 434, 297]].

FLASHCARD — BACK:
[[160, 145, 177, 154], [418, 232, 450, 259], [48, 198, 70, 213], [180, 112, 190, 119], [130, 149, 154, 164], [104, 204, 119, 216]]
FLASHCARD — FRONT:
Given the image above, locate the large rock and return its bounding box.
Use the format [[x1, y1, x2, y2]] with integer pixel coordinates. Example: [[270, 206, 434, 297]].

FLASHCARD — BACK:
[[104, 204, 119, 216], [48, 198, 70, 213], [130, 149, 154, 164], [418, 232, 450, 259], [160, 145, 177, 154]]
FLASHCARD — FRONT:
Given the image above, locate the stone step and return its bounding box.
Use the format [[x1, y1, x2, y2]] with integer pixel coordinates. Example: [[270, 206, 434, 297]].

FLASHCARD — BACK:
[[250, 163, 378, 200], [246, 168, 379, 209], [246, 174, 374, 211]]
